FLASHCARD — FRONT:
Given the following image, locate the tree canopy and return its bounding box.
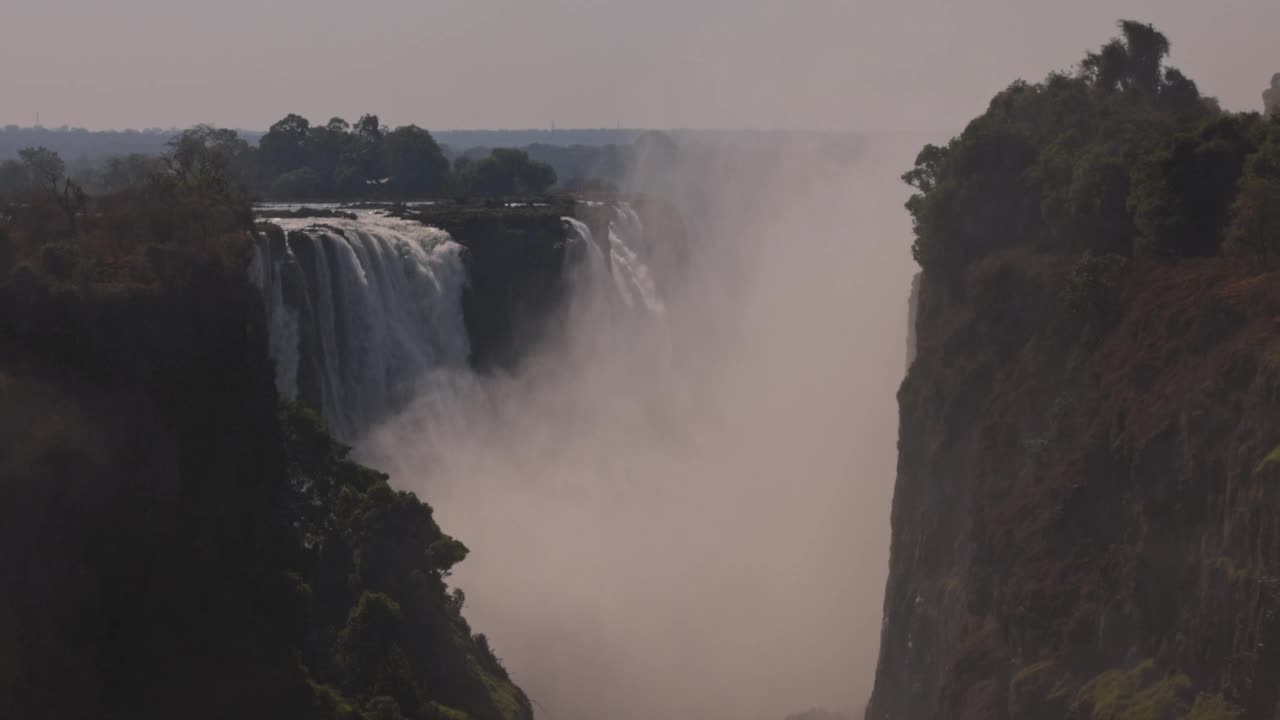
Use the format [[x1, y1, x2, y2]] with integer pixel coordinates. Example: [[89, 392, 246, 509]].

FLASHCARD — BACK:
[[902, 19, 1280, 272]]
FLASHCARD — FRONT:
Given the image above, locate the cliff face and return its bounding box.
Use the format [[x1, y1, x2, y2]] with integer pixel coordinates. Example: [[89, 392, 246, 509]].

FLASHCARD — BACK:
[[0, 237, 531, 720], [0, 244, 311, 719], [868, 250, 1280, 720]]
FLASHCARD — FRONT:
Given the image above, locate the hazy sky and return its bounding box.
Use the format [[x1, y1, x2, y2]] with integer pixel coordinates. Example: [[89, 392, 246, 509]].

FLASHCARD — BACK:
[[2, 0, 1277, 132]]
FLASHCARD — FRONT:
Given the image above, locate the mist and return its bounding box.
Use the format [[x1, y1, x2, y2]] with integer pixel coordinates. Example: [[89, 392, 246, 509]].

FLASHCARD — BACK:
[[358, 132, 920, 720]]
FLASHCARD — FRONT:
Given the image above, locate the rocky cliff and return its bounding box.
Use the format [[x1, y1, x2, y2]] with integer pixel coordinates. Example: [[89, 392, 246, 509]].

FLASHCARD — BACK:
[[867, 249, 1280, 720], [0, 227, 531, 720]]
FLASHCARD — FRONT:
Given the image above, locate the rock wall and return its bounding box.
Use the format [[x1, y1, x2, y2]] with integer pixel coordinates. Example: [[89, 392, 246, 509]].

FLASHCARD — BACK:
[[868, 250, 1280, 720]]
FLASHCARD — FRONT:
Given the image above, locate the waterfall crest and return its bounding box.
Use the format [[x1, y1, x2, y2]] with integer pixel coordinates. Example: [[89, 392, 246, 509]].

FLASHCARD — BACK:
[[251, 212, 469, 440]]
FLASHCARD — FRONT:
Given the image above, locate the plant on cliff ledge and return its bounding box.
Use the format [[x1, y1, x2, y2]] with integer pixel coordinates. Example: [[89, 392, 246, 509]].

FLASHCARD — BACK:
[[1074, 660, 1191, 720], [1060, 251, 1129, 336]]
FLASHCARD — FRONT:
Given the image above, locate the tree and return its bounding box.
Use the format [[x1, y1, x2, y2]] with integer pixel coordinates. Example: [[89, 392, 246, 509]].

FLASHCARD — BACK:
[[1265, 73, 1280, 117], [1082, 39, 1128, 92], [382, 126, 450, 198], [463, 148, 558, 196], [1226, 175, 1280, 262], [18, 147, 66, 189], [259, 114, 312, 178], [307, 118, 353, 196], [1080, 21, 1179, 99], [98, 153, 167, 193], [1118, 20, 1170, 95], [1129, 115, 1254, 258]]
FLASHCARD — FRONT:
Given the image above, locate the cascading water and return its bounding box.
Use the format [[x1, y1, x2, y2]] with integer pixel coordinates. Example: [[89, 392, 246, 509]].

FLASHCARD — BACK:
[[251, 202, 663, 440], [562, 207, 666, 318], [250, 212, 470, 441]]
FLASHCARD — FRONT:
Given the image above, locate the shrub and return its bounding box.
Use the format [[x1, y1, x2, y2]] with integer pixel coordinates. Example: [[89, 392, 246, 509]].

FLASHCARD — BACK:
[[1061, 251, 1129, 324], [1225, 175, 1280, 262], [39, 241, 81, 282]]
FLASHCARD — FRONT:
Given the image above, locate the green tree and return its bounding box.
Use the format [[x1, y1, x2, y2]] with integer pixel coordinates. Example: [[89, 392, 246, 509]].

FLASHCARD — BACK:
[[1129, 115, 1255, 258], [260, 113, 312, 177], [1118, 20, 1170, 95], [382, 125, 450, 198], [1225, 175, 1280, 262], [464, 148, 558, 196], [307, 118, 354, 196]]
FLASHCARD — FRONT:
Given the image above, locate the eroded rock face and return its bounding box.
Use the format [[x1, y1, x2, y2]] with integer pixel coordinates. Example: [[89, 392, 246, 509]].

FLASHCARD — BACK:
[[867, 251, 1280, 720]]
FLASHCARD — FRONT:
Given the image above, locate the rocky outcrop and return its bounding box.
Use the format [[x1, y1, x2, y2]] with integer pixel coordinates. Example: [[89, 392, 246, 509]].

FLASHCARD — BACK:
[[868, 249, 1280, 720], [410, 203, 577, 373]]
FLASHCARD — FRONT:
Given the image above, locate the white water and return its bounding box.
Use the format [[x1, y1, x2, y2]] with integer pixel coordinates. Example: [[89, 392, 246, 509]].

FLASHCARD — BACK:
[[251, 211, 470, 441]]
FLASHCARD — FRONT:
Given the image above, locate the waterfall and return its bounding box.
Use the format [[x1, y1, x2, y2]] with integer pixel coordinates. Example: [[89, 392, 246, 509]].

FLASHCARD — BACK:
[[251, 212, 470, 440], [253, 201, 664, 441], [906, 271, 921, 369], [562, 203, 666, 318]]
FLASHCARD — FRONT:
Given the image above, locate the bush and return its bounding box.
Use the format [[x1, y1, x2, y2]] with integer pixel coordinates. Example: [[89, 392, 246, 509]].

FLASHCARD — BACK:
[[1060, 251, 1129, 334], [39, 241, 81, 282], [1225, 175, 1280, 262]]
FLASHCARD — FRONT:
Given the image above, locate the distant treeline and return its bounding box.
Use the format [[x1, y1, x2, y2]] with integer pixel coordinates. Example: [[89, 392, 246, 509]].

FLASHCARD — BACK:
[[0, 117, 692, 200]]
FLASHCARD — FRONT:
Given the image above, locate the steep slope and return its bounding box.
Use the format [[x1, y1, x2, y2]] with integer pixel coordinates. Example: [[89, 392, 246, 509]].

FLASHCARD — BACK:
[[868, 250, 1280, 720], [868, 20, 1280, 719]]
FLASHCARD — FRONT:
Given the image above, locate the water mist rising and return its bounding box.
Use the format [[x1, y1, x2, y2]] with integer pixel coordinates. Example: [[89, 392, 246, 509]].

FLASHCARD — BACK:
[[359, 136, 920, 720]]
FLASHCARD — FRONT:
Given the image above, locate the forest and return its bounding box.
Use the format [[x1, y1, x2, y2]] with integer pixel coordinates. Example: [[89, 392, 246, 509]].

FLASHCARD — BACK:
[[0, 118, 692, 202], [903, 20, 1280, 278], [0, 114, 564, 202]]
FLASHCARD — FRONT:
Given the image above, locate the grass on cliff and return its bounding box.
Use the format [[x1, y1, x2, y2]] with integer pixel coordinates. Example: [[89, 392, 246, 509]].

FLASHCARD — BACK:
[[1073, 661, 1243, 720], [1255, 441, 1280, 474]]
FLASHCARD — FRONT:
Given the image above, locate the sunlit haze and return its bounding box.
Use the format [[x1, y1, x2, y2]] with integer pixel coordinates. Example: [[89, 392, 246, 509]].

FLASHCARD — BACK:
[[3, 0, 1278, 131]]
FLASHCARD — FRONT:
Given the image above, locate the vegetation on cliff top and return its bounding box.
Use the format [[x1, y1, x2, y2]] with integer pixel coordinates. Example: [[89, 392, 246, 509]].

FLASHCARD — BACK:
[[903, 20, 1280, 273]]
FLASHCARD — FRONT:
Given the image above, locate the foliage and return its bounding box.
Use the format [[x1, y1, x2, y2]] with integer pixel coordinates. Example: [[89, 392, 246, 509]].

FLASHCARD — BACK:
[[1060, 251, 1129, 323], [1183, 694, 1244, 720], [1128, 115, 1256, 258], [279, 402, 531, 720], [458, 148, 558, 196], [18, 146, 66, 189], [257, 113, 451, 200], [1073, 660, 1191, 720], [383, 125, 452, 197], [901, 20, 1241, 273]]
